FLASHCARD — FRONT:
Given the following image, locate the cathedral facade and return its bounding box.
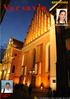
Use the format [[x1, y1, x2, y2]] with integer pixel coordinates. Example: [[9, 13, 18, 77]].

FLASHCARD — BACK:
[[20, 5, 57, 90]]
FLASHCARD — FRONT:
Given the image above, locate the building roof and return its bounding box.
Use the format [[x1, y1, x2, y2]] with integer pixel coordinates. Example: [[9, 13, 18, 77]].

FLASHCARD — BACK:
[[12, 38, 23, 49]]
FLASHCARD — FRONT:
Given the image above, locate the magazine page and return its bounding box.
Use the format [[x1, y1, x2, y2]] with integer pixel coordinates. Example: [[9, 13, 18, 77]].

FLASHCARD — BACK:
[[0, 0, 70, 98]]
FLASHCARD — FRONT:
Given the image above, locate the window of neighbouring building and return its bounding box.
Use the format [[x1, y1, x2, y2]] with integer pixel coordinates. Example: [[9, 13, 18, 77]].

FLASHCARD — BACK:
[[14, 53, 17, 56], [12, 65, 15, 73]]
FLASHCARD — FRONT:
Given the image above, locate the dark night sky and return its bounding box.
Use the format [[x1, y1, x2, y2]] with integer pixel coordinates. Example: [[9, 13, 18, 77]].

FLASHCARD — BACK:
[[0, 0, 52, 47]]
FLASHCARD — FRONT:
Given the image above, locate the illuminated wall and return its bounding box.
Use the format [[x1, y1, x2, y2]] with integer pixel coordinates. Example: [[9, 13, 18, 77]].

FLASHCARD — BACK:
[[10, 47, 22, 84], [2, 38, 13, 80], [24, 5, 50, 45]]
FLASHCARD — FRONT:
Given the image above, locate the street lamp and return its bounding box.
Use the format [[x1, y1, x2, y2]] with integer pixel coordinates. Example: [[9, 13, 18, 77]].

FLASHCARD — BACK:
[[40, 83, 44, 91], [29, 70, 35, 75]]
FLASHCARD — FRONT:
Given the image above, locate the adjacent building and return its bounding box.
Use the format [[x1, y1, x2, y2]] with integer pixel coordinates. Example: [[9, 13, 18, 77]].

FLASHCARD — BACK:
[[0, 38, 23, 84]]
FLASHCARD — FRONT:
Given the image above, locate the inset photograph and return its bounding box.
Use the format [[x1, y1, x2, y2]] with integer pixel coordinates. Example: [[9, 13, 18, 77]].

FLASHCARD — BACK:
[[56, 9, 67, 26], [1, 80, 13, 93]]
